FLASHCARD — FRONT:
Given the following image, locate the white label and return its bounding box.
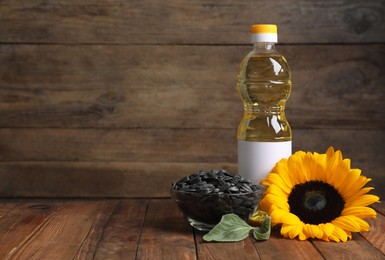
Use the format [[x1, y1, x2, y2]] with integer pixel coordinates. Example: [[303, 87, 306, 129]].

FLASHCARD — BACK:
[[238, 140, 292, 185]]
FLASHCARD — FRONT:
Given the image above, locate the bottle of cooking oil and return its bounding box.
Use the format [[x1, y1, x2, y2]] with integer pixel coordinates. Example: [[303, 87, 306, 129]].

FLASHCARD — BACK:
[[237, 24, 292, 185]]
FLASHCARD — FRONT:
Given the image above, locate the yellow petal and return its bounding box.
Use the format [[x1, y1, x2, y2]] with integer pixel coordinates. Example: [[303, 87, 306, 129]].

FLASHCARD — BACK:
[[287, 152, 307, 184], [269, 207, 279, 219], [303, 152, 316, 182], [272, 157, 288, 172], [342, 177, 372, 201], [259, 197, 272, 213], [304, 224, 323, 239], [325, 148, 342, 170], [341, 206, 377, 219], [331, 225, 348, 242], [326, 146, 335, 160], [270, 207, 302, 225], [319, 223, 334, 237], [281, 223, 305, 240], [345, 194, 380, 207], [261, 173, 292, 194], [345, 230, 352, 240], [281, 212, 302, 225], [289, 224, 305, 239], [331, 159, 351, 190], [337, 169, 364, 199], [269, 208, 288, 225], [274, 160, 293, 190], [356, 218, 370, 231], [263, 193, 289, 210], [314, 152, 327, 170], [281, 227, 291, 238], [333, 216, 368, 232], [324, 151, 344, 189], [345, 187, 374, 203], [328, 234, 340, 243], [267, 184, 289, 198], [280, 224, 292, 236], [261, 173, 279, 186], [298, 231, 308, 240], [307, 154, 326, 182]]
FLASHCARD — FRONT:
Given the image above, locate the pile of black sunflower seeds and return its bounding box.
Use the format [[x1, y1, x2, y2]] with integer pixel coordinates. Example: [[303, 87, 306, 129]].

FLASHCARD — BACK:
[[172, 169, 262, 194]]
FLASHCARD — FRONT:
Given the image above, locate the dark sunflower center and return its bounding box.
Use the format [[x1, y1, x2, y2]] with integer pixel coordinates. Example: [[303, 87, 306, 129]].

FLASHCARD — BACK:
[[288, 181, 345, 224]]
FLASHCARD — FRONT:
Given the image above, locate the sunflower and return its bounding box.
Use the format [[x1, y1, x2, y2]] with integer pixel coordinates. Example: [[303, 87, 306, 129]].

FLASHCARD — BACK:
[[259, 147, 380, 242]]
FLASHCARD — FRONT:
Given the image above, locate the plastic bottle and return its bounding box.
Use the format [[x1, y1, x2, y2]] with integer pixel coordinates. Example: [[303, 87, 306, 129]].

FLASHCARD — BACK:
[[237, 24, 292, 185]]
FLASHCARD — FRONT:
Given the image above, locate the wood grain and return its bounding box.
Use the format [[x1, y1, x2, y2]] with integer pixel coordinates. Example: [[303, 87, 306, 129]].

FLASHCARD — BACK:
[[0, 128, 238, 162], [0, 201, 59, 258], [372, 203, 385, 215], [0, 0, 384, 200], [195, 234, 260, 260], [1, 201, 111, 259], [0, 128, 382, 169], [6, 201, 112, 259], [0, 0, 384, 44], [0, 129, 383, 198], [0, 199, 384, 259], [93, 200, 148, 259], [253, 229, 323, 260], [312, 232, 385, 259], [0, 201, 19, 219], [71, 201, 118, 259], [1, 44, 384, 129], [362, 211, 385, 255], [0, 162, 237, 198], [137, 200, 196, 259]]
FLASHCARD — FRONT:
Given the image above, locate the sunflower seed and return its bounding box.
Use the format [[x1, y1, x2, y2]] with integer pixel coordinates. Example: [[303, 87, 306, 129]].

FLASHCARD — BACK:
[[241, 184, 253, 192], [229, 186, 239, 192], [172, 169, 263, 196]]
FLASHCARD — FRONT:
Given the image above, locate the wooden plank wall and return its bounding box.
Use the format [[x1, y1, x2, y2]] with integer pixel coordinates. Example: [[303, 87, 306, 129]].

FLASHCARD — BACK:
[[0, 0, 384, 198]]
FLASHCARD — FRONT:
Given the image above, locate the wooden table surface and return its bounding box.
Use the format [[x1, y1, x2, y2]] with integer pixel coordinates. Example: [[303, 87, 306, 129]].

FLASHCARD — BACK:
[[0, 199, 384, 259]]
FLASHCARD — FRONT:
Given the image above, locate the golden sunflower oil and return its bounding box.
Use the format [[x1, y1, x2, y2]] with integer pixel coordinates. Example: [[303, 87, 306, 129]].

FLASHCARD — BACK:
[[237, 24, 292, 185]]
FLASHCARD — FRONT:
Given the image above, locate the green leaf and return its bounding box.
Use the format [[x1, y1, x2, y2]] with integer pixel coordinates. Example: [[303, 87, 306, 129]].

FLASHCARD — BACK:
[[252, 216, 271, 241], [203, 214, 253, 242]]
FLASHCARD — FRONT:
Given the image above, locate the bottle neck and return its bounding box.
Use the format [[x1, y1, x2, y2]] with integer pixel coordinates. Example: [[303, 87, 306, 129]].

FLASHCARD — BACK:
[[253, 42, 276, 52], [244, 104, 285, 115]]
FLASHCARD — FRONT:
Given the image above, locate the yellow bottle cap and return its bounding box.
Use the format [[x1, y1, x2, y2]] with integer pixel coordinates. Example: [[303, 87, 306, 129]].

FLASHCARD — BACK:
[[250, 24, 278, 43], [251, 24, 277, 34]]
